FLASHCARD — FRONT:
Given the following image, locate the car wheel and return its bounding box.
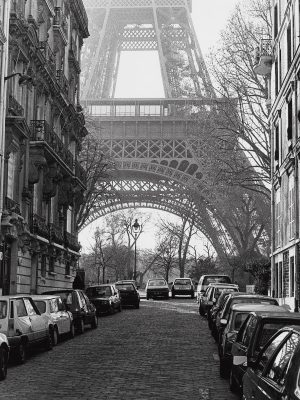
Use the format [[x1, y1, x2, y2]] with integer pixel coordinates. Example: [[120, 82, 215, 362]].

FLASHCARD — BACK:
[[45, 331, 53, 351], [52, 327, 59, 346], [0, 347, 8, 380], [146, 295, 150, 300], [77, 319, 85, 334], [191, 292, 194, 299], [118, 304, 122, 312], [91, 315, 98, 329], [69, 322, 75, 338], [219, 357, 229, 379], [199, 304, 205, 316], [229, 368, 239, 393], [135, 302, 140, 309], [172, 292, 175, 299], [16, 341, 27, 364]]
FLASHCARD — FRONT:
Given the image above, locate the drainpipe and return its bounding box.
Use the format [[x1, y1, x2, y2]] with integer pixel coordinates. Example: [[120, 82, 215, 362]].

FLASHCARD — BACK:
[[0, 0, 10, 240], [294, 74, 299, 313]]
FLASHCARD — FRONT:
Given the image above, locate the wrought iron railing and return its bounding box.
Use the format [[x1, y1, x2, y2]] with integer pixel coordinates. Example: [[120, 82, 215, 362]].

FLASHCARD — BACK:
[[30, 120, 74, 170], [40, 41, 56, 76], [8, 95, 24, 116], [4, 197, 21, 215], [75, 161, 87, 186], [64, 231, 81, 251], [32, 214, 49, 238], [49, 223, 64, 244], [56, 70, 69, 98]]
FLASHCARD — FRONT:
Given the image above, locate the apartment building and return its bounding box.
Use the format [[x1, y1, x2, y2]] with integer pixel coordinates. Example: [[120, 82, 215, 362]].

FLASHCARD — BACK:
[[0, 0, 89, 295]]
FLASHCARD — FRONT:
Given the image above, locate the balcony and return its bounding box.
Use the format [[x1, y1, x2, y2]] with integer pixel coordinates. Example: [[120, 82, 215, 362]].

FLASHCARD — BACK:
[[53, 7, 68, 45], [75, 160, 87, 187], [56, 70, 69, 99], [40, 41, 56, 77], [253, 38, 273, 76], [49, 223, 64, 245], [30, 120, 74, 170], [64, 231, 81, 252], [7, 95, 24, 117], [32, 214, 49, 239]]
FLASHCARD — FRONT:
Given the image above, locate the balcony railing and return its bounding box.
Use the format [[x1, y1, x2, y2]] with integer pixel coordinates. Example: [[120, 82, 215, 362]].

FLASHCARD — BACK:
[[5, 197, 21, 215], [30, 120, 74, 170], [49, 223, 64, 244], [53, 7, 68, 40], [64, 231, 81, 252], [32, 214, 49, 238], [40, 41, 56, 76], [56, 70, 69, 98], [253, 38, 272, 76], [7, 95, 24, 116], [75, 161, 87, 186]]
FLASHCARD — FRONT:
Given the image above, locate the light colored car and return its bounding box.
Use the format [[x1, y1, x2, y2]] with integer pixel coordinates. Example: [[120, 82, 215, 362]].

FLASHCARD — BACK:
[[196, 274, 232, 303], [0, 295, 52, 363], [199, 283, 239, 316], [146, 278, 169, 300], [0, 333, 9, 380], [171, 278, 195, 299], [32, 295, 75, 345]]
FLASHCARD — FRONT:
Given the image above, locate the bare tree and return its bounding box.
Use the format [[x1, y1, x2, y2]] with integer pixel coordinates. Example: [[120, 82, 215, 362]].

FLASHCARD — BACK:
[[152, 234, 179, 282]]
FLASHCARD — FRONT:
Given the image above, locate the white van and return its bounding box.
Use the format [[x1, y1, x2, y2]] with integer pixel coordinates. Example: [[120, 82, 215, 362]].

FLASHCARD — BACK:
[[196, 274, 231, 303]]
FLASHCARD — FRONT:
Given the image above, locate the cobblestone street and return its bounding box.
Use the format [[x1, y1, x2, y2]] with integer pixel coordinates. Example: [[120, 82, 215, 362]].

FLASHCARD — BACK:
[[1, 299, 238, 400]]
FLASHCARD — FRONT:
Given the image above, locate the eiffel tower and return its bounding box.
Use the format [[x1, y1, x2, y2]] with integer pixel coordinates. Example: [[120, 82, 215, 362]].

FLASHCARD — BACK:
[[80, 0, 234, 262]]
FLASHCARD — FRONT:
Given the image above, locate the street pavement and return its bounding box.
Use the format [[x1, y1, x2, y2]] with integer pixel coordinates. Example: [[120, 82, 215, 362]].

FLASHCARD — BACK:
[[1, 298, 239, 400]]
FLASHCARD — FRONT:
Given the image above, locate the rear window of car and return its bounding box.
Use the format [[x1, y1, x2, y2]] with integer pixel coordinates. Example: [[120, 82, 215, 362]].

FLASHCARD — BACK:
[[233, 312, 249, 331], [174, 279, 191, 285], [0, 301, 7, 319], [86, 286, 111, 297], [115, 284, 135, 291], [203, 276, 231, 285], [35, 300, 46, 314], [148, 280, 166, 286]]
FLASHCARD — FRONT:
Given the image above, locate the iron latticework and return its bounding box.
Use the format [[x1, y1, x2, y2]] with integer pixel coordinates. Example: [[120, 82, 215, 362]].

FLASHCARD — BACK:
[[81, 1, 236, 262]]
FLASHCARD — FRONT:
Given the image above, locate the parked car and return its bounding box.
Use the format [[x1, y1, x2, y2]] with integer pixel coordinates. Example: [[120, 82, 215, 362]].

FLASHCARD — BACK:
[[196, 274, 231, 303], [242, 326, 300, 400], [146, 278, 169, 300], [115, 282, 140, 308], [31, 295, 75, 345], [0, 333, 9, 380], [210, 290, 234, 336], [85, 284, 122, 315], [230, 309, 300, 394], [43, 289, 98, 333], [115, 280, 139, 289], [199, 283, 239, 317], [216, 293, 278, 345], [171, 278, 194, 299], [0, 295, 52, 363], [219, 304, 281, 379]]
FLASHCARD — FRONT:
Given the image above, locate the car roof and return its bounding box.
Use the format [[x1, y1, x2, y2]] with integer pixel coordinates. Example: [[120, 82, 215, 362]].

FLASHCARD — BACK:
[[86, 284, 112, 288], [43, 289, 77, 293], [0, 295, 34, 300], [231, 304, 283, 313], [174, 278, 192, 280], [207, 283, 238, 287], [30, 295, 61, 300], [248, 310, 300, 319]]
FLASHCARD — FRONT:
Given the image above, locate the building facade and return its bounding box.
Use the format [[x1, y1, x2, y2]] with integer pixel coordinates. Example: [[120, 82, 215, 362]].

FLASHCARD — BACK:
[[257, 0, 300, 310], [0, 0, 89, 295]]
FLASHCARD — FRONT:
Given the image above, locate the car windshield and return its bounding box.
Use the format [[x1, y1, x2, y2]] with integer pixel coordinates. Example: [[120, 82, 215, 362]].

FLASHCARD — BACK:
[[35, 300, 46, 314], [148, 280, 166, 286], [174, 279, 191, 285], [233, 312, 249, 330], [115, 284, 134, 291], [0, 301, 7, 319], [86, 286, 111, 297]]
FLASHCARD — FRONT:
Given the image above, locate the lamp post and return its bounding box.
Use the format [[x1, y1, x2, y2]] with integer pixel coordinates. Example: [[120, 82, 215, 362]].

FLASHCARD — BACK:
[[132, 219, 140, 281]]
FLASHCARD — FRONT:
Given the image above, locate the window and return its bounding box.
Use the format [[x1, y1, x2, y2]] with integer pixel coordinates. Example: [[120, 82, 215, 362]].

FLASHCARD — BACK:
[[278, 262, 283, 298], [49, 256, 55, 274], [65, 261, 70, 276], [289, 179, 295, 240], [115, 105, 135, 116], [287, 99, 293, 141], [257, 331, 289, 373], [275, 191, 281, 248], [49, 298, 58, 313], [66, 207, 72, 233], [35, 300, 46, 314], [0, 301, 7, 319], [139, 105, 160, 116], [274, 4, 278, 38], [266, 333, 300, 385], [287, 23, 292, 69], [242, 316, 257, 347], [41, 254, 47, 278], [16, 299, 27, 317], [290, 256, 295, 297], [23, 298, 37, 316], [7, 152, 17, 199]]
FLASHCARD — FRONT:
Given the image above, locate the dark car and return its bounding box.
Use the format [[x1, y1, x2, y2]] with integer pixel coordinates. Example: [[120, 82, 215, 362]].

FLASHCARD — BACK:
[[216, 293, 278, 345], [145, 278, 169, 300], [115, 282, 140, 308], [43, 289, 98, 333], [199, 283, 239, 317], [219, 304, 282, 379], [171, 278, 194, 299], [210, 290, 233, 337], [230, 309, 300, 394], [86, 284, 122, 315], [242, 326, 300, 400]]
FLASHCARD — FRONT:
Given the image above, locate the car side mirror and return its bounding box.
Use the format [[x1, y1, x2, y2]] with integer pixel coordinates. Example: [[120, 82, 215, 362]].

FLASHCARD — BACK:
[[220, 318, 227, 326]]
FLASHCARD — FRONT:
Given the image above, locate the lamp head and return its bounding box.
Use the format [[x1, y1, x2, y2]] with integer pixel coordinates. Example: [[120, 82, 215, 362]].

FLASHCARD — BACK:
[[132, 218, 140, 234]]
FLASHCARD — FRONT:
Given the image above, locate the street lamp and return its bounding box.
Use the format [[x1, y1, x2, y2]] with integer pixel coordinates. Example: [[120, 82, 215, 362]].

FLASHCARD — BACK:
[[132, 219, 140, 281]]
